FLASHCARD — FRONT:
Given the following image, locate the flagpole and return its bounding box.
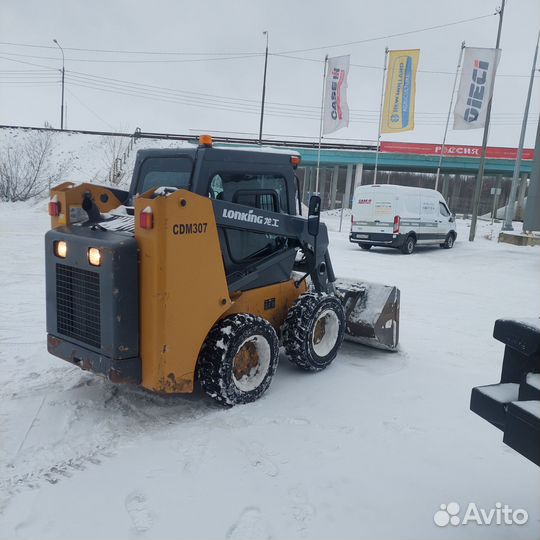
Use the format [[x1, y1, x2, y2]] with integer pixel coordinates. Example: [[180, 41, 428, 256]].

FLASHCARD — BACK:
[[315, 55, 329, 195], [373, 47, 389, 184], [469, 0, 505, 242], [435, 41, 465, 191], [502, 28, 539, 231], [258, 30, 269, 144]]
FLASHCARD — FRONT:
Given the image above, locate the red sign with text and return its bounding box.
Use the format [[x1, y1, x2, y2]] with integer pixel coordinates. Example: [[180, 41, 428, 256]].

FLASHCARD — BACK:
[[380, 141, 534, 160]]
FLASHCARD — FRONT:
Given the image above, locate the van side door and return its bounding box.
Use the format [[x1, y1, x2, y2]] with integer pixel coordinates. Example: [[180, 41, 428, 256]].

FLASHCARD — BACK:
[[419, 196, 440, 243]]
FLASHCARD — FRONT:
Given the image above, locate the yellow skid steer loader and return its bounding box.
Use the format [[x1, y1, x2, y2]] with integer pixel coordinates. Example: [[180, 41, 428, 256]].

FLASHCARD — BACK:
[[45, 136, 400, 405]]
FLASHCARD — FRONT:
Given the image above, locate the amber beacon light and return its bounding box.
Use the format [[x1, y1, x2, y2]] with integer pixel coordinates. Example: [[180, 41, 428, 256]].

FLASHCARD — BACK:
[[198, 134, 213, 147]]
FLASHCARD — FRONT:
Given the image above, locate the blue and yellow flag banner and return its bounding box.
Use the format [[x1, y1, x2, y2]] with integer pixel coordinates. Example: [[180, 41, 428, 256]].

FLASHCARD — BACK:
[[381, 49, 420, 134]]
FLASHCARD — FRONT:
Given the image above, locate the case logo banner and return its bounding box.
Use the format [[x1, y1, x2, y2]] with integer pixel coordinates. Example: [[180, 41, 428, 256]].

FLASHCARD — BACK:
[[323, 55, 350, 135]]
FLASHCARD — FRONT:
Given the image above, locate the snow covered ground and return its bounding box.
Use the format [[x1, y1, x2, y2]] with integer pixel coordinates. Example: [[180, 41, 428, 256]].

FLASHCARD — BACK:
[[0, 201, 539, 539]]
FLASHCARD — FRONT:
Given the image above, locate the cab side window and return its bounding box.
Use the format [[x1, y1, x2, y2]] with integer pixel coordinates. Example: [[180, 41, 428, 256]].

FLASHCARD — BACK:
[[209, 172, 288, 264], [439, 202, 451, 217], [209, 173, 288, 213], [137, 157, 192, 194]]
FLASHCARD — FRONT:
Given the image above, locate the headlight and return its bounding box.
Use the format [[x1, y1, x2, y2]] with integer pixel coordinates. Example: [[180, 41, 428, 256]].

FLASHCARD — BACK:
[[54, 240, 67, 258], [88, 247, 101, 267]]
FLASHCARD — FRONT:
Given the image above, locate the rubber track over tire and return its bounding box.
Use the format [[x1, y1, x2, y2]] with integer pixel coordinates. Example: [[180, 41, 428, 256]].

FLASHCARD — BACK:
[[197, 313, 279, 406]]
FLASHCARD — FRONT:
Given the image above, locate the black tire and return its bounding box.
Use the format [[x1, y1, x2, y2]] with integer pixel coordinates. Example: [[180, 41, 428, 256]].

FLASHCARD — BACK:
[[197, 314, 279, 406], [360, 243, 372, 250], [440, 233, 455, 249], [282, 293, 345, 371], [400, 235, 415, 254]]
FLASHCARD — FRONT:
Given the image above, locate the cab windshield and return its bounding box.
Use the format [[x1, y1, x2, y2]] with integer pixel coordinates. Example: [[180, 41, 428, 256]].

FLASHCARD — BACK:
[[137, 156, 193, 194]]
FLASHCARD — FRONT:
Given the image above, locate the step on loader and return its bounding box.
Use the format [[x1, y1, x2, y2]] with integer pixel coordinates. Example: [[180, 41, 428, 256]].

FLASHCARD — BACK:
[[470, 318, 540, 466], [45, 135, 400, 406]]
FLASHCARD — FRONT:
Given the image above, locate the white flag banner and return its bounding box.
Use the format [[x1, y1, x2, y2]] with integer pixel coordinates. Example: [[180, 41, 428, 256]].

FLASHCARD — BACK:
[[323, 55, 350, 135], [453, 47, 501, 130]]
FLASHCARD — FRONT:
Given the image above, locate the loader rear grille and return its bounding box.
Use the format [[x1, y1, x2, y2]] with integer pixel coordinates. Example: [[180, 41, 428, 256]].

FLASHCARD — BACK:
[[56, 264, 101, 348]]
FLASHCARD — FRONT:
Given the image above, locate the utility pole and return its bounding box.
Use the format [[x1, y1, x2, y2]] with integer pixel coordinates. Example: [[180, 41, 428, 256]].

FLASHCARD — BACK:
[[469, 0, 505, 241], [502, 29, 539, 231], [53, 39, 65, 130], [258, 31, 269, 144]]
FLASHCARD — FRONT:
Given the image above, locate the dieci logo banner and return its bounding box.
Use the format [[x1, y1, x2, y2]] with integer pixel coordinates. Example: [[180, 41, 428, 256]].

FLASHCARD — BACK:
[[381, 49, 420, 134], [453, 47, 501, 130], [323, 55, 350, 135]]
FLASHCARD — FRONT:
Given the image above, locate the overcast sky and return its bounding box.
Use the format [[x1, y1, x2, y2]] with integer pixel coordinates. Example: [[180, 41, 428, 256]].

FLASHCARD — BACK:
[[1, 0, 538, 148]]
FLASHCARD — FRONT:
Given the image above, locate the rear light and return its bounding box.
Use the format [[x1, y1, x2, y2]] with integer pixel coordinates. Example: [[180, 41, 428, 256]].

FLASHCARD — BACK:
[[48, 195, 60, 217], [393, 215, 400, 234], [139, 206, 153, 230]]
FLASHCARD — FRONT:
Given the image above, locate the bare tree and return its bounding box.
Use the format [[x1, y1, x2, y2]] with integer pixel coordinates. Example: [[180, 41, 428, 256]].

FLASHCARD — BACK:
[[0, 126, 70, 202], [100, 132, 132, 186]]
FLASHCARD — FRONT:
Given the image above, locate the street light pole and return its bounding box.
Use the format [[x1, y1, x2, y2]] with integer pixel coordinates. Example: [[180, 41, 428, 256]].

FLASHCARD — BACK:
[[258, 31, 269, 144], [502, 29, 540, 231], [53, 39, 65, 130]]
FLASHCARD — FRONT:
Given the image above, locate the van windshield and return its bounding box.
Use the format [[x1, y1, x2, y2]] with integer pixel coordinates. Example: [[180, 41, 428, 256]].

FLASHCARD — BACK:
[[137, 156, 193, 194]]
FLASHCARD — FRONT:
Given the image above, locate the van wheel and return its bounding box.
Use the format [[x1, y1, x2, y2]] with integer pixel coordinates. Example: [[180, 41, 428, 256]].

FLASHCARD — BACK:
[[197, 314, 279, 406], [360, 243, 372, 250], [282, 293, 345, 371], [440, 233, 455, 249], [401, 235, 415, 254]]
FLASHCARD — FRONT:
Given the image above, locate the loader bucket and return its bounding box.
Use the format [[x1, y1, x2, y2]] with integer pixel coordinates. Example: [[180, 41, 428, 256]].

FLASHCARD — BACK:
[[334, 278, 400, 351]]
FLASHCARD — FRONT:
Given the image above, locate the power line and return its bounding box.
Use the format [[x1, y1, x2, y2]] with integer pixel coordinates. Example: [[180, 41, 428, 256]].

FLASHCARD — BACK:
[[64, 77, 538, 126], [67, 80, 323, 121], [1, 48, 535, 79], [0, 50, 263, 64], [1, 46, 537, 127], [0, 41, 256, 56], [0, 12, 496, 58], [64, 70, 539, 119], [271, 52, 539, 78], [0, 68, 53, 73], [0, 56, 58, 70], [0, 82, 58, 87], [275, 13, 497, 54], [65, 88, 116, 130], [1, 58, 534, 123]]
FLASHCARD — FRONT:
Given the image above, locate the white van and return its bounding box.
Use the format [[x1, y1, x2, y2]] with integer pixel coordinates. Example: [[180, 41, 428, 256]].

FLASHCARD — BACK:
[[349, 184, 457, 254]]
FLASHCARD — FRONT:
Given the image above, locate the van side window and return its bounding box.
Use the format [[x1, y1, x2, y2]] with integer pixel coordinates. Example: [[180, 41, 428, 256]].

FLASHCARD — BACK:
[[439, 202, 450, 217]]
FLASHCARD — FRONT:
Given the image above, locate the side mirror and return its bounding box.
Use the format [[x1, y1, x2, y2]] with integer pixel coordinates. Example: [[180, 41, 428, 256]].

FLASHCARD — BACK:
[[450, 212, 456, 223], [308, 195, 321, 236]]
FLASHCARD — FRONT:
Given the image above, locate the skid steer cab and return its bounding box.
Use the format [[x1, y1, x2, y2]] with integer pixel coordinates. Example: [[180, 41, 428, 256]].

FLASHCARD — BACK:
[[45, 135, 400, 406]]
